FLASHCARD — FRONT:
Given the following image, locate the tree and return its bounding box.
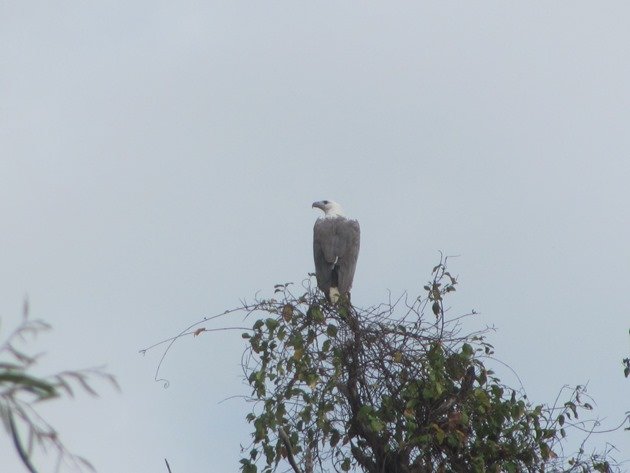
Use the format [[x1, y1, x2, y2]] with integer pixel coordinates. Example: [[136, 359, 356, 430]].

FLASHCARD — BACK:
[[0, 300, 116, 473], [143, 258, 626, 472], [235, 260, 622, 473]]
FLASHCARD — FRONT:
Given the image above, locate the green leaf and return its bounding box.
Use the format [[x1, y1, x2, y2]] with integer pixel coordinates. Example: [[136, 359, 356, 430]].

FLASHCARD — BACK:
[[265, 318, 279, 332], [461, 343, 474, 356], [307, 305, 324, 323], [505, 462, 517, 473], [326, 324, 338, 338], [277, 326, 286, 341], [433, 424, 445, 444], [358, 405, 374, 417], [330, 429, 341, 447], [564, 401, 578, 418], [240, 458, 257, 473], [253, 319, 264, 330], [0, 372, 57, 399], [432, 301, 441, 316], [369, 417, 385, 432]]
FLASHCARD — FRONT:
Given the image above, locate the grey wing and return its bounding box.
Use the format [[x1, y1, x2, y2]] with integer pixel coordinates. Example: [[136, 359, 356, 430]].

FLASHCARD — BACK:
[[336, 219, 360, 294], [313, 219, 335, 293]]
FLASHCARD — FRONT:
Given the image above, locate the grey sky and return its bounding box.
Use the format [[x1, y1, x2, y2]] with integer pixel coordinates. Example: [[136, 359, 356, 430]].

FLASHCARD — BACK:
[[1, 2, 629, 471]]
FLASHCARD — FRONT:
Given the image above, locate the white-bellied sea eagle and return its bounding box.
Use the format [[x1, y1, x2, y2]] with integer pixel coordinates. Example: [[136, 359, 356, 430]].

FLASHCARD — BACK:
[[312, 200, 360, 303]]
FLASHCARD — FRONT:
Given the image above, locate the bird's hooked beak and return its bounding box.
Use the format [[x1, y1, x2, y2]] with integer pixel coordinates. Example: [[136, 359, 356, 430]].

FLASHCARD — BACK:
[[312, 201, 324, 211]]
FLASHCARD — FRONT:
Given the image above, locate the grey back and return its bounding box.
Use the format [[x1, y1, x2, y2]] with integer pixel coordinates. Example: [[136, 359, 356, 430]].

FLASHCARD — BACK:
[[313, 217, 361, 296]]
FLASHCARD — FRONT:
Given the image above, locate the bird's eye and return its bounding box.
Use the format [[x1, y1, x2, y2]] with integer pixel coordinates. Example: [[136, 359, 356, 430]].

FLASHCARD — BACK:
[[323, 200, 329, 204]]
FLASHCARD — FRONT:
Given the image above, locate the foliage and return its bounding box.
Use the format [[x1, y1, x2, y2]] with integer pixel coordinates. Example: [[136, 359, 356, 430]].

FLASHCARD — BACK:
[[0, 301, 117, 473], [236, 261, 623, 473]]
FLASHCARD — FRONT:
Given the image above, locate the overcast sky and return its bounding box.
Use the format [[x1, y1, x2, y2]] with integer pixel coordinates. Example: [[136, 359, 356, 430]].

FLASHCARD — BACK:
[[1, 2, 629, 472]]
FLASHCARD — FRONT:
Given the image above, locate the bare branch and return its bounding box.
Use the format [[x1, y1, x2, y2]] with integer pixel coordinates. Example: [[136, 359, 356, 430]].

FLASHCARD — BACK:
[[278, 427, 303, 473]]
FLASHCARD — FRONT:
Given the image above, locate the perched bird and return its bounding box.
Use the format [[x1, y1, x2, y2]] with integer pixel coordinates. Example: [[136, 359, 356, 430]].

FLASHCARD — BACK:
[[312, 200, 360, 303]]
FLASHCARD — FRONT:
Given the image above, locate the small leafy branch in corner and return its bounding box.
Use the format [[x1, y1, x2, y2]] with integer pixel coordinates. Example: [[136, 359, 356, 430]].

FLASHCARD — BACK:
[[623, 328, 630, 379], [0, 300, 117, 473]]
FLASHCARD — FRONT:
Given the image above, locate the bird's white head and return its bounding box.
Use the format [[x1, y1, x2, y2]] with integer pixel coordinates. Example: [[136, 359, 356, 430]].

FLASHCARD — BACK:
[[312, 200, 345, 217]]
